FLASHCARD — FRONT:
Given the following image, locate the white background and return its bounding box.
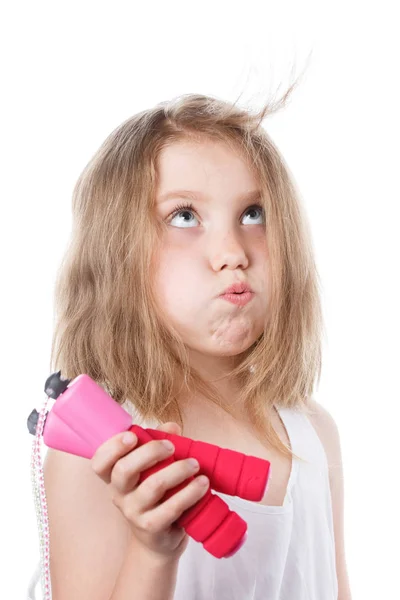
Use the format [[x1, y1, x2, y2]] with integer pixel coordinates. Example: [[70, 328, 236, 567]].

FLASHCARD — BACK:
[[1, 1, 398, 598]]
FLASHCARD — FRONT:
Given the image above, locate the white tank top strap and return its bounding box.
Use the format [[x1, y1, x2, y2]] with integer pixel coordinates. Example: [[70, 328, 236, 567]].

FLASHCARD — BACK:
[[276, 404, 329, 479]]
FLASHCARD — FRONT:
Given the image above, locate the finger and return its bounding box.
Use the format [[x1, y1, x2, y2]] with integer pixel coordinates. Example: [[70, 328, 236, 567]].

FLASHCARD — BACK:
[[129, 456, 201, 513], [156, 422, 182, 436], [91, 431, 138, 484], [111, 424, 181, 494], [136, 473, 210, 533], [111, 438, 176, 494]]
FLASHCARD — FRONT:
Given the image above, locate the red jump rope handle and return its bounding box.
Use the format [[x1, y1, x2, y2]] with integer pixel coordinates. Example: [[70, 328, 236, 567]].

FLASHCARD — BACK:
[[142, 426, 270, 501], [130, 425, 248, 559]]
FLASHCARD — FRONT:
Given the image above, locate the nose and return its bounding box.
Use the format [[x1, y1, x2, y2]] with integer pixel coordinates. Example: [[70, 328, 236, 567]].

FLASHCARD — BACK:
[[209, 229, 249, 271]]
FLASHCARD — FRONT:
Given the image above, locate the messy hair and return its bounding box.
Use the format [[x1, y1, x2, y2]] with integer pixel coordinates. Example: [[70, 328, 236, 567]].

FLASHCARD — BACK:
[[50, 81, 325, 463]]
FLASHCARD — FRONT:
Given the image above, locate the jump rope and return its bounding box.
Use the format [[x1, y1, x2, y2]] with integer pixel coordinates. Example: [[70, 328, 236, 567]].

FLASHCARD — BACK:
[[27, 370, 271, 600]]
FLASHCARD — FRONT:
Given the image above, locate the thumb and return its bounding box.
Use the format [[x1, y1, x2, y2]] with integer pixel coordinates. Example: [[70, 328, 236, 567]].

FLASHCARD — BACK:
[[156, 421, 182, 436]]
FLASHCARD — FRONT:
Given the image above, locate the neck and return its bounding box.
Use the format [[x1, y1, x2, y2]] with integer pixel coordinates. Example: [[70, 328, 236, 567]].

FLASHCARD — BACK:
[[176, 349, 254, 423], [186, 348, 241, 381]]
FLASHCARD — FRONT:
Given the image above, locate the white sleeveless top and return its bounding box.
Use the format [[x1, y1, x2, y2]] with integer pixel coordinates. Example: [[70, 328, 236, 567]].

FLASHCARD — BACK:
[[26, 405, 338, 600]]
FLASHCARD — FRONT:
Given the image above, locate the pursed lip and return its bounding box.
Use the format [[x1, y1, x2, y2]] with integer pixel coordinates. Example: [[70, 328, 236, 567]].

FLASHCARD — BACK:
[[219, 282, 253, 296]]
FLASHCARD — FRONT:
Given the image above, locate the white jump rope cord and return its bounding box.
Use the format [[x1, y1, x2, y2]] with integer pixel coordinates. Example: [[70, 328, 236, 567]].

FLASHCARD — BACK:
[[30, 395, 54, 600]]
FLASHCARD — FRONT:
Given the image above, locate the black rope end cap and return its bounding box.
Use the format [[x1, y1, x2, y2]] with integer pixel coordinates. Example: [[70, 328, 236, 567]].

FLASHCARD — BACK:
[[27, 408, 40, 436]]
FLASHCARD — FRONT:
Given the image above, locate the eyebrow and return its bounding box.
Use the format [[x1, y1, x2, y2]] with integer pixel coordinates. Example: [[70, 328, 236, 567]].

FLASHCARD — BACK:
[[157, 189, 262, 204]]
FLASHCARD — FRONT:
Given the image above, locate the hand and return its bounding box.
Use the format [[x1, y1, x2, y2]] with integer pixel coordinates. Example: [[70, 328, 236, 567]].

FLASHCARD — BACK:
[[91, 421, 210, 561]]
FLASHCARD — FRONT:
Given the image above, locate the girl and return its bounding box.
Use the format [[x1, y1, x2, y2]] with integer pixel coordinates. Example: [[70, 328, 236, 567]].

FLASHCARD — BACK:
[[28, 88, 351, 599]]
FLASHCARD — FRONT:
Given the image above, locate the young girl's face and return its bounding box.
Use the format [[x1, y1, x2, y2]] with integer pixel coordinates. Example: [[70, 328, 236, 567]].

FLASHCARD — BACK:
[[153, 138, 270, 372]]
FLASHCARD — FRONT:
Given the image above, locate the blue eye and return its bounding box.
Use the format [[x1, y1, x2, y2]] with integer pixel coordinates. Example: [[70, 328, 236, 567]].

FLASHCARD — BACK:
[[168, 202, 197, 226], [168, 203, 264, 227]]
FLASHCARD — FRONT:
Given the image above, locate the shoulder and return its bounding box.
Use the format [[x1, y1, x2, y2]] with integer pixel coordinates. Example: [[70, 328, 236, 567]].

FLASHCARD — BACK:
[[305, 397, 344, 514], [305, 397, 341, 473], [306, 397, 353, 600]]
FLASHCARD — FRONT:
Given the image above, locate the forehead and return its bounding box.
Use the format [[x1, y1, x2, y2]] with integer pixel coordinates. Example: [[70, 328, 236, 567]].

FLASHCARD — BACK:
[[156, 139, 260, 203]]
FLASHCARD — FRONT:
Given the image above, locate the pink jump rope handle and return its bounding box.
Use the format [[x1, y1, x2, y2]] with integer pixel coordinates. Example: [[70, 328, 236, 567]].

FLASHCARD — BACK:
[[42, 374, 271, 559]]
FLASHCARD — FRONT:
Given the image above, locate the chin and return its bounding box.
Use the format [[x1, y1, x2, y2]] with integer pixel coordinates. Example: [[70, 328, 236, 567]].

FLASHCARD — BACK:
[[191, 337, 257, 359]]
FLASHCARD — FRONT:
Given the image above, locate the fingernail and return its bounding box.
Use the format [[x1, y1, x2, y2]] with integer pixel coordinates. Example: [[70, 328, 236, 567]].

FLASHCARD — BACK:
[[162, 440, 175, 451], [122, 432, 136, 445], [197, 475, 209, 486]]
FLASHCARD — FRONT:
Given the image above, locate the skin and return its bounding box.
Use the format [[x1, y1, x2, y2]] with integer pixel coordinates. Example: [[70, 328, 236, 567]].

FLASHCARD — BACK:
[[153, 138, 270, 411]]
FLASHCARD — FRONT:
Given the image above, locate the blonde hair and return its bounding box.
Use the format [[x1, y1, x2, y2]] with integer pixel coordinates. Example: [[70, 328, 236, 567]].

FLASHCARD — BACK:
[[50, 82, 324, 464]]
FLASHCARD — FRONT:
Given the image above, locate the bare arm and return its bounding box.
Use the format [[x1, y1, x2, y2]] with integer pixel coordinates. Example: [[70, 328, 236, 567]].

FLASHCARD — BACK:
[[308, 398, 353, 600], [43, 448, 180, 600], [110, 539, 180, 600]]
